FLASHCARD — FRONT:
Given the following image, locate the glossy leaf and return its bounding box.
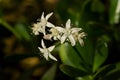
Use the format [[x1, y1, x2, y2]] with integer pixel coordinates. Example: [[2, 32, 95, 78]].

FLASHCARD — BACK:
[[93, 41, 108, 72], [59, 44, 86, 71], [75, 38, 94, 66]]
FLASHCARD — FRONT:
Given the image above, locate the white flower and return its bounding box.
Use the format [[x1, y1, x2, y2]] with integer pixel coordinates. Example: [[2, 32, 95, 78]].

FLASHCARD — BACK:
[[32, 23, 41, 35], [32, 12, 55, 35], [72, 32, 86, 46], [38, 39, 57, 61], [49, 26, 62, 40], [43, 26, 62, 40], [77, 32, 87, 46], [57, 19, 82, 46]]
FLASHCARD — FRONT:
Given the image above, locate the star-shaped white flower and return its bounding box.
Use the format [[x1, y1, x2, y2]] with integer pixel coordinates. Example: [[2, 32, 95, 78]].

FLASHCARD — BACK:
[[77, 32, 87, 46], [38, 40, 57, 61], [56, 19, 82, 46], [32, 12, 55, 35], [49, 26, 62, 40]]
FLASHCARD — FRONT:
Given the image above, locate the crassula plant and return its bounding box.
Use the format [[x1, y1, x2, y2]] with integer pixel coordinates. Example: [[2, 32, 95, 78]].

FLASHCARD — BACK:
[[32, 12, 86, 61]]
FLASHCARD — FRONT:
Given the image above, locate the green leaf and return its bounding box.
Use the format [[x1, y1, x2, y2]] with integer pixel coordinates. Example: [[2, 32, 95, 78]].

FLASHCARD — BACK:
[[41, 63, 57, 80], [60, 64, 89, 77], [75, 38, 94, 66], [59, 44, 73, 66], [94, 64, 116, 80], [59, 44, 86, 71], [93, 41, 108, 72], [109, 0, 119, 24]]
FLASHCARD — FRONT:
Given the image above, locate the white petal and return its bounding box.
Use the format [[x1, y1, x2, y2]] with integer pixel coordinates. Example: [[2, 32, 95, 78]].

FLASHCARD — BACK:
[[71, 28, 82, 33], [46, 22, 55, 27], [43, 51, 49, 60], [41, 39, 46, 48], [55, 26, 65, 32], [68, 35, 76, 46], [34, 31, 39, 35], [61, 34, 67, 44], [78, 38, 84, 46], [41, 12, 45, 20], [48, 45, 55, 52], [45, 12, 53, 20], [66, 19, 71, 29], [40, 26, 46, 35], [38, 47, 44, 53], [49, 53, 57, 61], [53, 37, 57, 40]]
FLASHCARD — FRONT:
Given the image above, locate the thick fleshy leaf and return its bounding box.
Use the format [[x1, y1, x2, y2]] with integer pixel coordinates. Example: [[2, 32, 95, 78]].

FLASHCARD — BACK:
[[59, 44, 73, 66], [75, 38, 94, 66], [93, 42, 108, 72], [60, 64, 89, 77], [59, 44, 87, 71]]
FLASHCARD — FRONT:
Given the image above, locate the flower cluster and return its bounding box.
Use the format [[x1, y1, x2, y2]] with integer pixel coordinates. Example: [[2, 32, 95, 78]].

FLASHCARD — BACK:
[[32, 12, 86, 61]]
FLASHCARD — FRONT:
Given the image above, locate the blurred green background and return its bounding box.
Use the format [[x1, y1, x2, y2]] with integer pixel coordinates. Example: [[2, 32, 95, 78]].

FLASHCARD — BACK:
[[0, 0, 120, 80]]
